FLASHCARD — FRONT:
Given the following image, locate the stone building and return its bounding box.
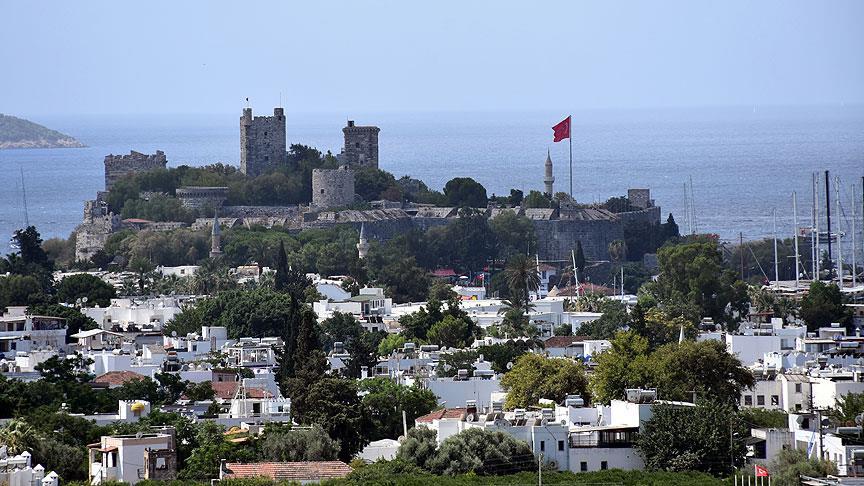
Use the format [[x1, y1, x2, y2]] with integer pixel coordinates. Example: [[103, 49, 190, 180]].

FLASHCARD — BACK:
[[104, 150, 167, 191], [627, 189, 653, 209], [340, 120, 380, 169], [75, 200, 121, 262], [240, 107, 286, 177], [312, 166, 355, 209], [176, 186, 229, 210]]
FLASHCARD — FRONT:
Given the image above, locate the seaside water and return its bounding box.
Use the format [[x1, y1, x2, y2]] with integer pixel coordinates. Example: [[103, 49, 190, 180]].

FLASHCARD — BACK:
[[1, 106, 862, 256]]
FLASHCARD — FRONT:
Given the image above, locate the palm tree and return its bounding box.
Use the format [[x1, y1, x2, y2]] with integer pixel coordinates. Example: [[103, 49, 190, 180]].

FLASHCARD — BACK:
[[0, 419, 36, 454], [503, 255, 540, 314]]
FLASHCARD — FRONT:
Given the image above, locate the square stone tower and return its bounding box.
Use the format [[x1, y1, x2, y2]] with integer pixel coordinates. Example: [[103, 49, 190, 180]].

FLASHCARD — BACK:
[[240, 107, 286, 177], [341, 120, 380, 169], [104, 150, 167, 191]]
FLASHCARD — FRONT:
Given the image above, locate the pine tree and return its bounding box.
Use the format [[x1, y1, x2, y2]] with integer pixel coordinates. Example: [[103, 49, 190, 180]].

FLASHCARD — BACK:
[[274, 240, 289, 291], [574, 240, 586, 282]]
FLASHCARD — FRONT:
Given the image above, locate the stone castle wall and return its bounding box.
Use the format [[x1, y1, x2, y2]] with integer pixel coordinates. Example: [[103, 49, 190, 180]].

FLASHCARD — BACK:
[[312, 167, 355, 209], [175, 187, 229, 210], [75, 200, 120, 261], [104, 150, 167, 191], [341, 121, 380, 169], [240, 107, 286, 177]]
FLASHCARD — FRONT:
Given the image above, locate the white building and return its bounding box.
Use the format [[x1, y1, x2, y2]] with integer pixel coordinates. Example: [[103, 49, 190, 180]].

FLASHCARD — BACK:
[[88, 430, 176, 485]]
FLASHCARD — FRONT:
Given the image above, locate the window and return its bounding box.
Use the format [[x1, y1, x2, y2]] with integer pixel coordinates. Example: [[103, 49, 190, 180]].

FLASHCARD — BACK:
[[580, 462, 588, 472], [757, 395, 765, 406], [601, 461, 608, 470], [795, 404, 802, 411], [745, 396, 753, 406], [771, 395, 779, 406], [795, 383, 802, 393], [558, 440, 565, 451], [540, 441, 545, 452]]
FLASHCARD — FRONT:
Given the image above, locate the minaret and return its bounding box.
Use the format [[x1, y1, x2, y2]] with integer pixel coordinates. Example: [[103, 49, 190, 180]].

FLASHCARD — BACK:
[[357, 223, 369, 259], [209, 210, 222, 259], [544, 149, 555, 196]]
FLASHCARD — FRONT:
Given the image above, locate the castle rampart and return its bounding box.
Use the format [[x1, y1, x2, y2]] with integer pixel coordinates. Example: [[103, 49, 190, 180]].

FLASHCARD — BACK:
[[312, 166, 355, 209], [104, 150, 167, 191]]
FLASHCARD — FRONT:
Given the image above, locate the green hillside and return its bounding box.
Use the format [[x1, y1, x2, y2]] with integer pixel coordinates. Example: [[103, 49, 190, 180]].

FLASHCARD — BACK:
[[0, 113, 84, 149]]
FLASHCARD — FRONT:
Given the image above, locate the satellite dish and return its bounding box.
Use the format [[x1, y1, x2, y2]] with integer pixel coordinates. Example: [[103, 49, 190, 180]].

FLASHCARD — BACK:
[[135, 431, 143, 439], [171, 331, 177, 337], [856, 414, 864, 426], [466, 414, 475, 422], [506, 362, 513, 370]]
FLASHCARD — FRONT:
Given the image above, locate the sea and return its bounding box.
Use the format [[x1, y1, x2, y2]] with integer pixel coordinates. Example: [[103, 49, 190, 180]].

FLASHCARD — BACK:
[[1, 106, 863, 256]]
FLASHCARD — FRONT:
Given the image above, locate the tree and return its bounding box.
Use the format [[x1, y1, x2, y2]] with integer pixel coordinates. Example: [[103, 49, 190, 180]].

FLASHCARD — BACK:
[[577, 299, 630, 339], [12, 226, 50, 268], [427, 315, 474, 349], [769, 448, 837, 486], [320, 312, 363, 351], [185, 380, 216, 402], [274, 239, 290, 291], [591, 331, 654, 404], [0, 418, 36, 454], [259, 424, 340, 462], [634, 307, 698, 348], [359, 378, 438, 441], [291, 378, 370, 461], [636, 401, 745, 475], [56, 273, 116, 307], [0, 274, 45, 309], [345, 330, 383, 379], [443, 177, 487, 208], [427, 428, 536, 475], [800, 281, 851, 332], [523, 190, 551, 208], [180, 420, 255, 480], [164, 288, 297, 339], [478, 340, 536, 374], [651, 340, 754, 406], [501, 354, 590, 409], [396, 426, 439, 470], [503, 254, 540, 314], [828, 392, 864, 425], [378, 333, 406, 356]]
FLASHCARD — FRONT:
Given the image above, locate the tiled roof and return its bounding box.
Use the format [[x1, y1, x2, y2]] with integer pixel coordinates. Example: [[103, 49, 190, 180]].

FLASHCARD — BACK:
[[93, 370, 145, 386], [415, 407, 467, 423], [201, 382, 272, 400], [223, 461, 352, 481], [543, 335, 588, 348]]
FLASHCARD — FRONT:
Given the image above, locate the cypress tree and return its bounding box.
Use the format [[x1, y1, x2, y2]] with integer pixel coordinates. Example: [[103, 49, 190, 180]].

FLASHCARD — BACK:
[[275, 240, 289, 291]]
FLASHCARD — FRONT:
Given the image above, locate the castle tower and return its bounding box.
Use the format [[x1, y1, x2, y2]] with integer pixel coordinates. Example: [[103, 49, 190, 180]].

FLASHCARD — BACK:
[[312, 166, 355, 209], [357, 223, 370, 259], [544, 149, 555, 196], [240, 106, 286, 177], [341, 120, 380, 169], [209, 211, 222, 259]]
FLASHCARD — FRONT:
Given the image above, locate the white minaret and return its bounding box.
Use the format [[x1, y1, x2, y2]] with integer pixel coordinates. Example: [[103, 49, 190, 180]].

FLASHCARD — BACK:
[[544, 149, 555, 196], [209, 210, 222, 259], [357, 223, 369, 259]]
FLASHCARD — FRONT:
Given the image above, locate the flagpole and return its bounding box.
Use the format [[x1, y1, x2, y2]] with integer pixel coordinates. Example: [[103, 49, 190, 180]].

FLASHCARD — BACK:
[[569, 115, 573, 199]]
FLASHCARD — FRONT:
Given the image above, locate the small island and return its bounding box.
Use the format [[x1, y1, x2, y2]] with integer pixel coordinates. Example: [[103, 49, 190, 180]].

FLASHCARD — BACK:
[[0, 113, 85, 149]]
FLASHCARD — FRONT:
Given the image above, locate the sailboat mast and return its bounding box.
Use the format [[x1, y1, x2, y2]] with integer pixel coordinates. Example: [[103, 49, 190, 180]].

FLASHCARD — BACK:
[[826, 170, 833, 271], [773, 208, 779, 287], [793, 191, 800, 289], [20, 168, 29, 228], [836, 176, 844, 287], [852, 183, 858, 290], [813, 172, 819, 280]]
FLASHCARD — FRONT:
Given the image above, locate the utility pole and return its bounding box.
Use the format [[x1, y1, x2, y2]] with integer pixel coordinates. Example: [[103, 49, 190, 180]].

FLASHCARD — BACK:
[[538, 452, 542, 486]]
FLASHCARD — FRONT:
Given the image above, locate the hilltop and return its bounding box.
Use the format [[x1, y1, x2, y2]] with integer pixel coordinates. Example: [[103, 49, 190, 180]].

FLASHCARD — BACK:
[[0, 113, 84, 149]]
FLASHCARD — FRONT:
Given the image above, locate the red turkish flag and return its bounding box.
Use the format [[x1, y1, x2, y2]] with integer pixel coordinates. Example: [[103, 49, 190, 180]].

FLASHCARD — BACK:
[[754, 465, 769, 477], [552, 116, 571, 142]]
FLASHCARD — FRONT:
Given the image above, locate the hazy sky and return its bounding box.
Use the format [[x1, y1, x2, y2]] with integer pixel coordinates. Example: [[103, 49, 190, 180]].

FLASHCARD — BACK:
[[2, 0, 863, 115]]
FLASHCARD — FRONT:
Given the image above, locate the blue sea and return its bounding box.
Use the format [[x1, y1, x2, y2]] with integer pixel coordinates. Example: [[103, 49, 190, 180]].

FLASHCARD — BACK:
[[1, 106, 863, 256]]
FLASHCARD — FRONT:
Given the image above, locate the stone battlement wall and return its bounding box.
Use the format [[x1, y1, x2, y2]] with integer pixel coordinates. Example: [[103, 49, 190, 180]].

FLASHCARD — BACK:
[[104, 150, 167, 191], [176, 187, 229, 210]]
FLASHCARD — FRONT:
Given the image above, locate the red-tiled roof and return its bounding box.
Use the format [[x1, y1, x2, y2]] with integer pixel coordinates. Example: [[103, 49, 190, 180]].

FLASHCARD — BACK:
[[93, 370, 146, 386], [432, 268, 457, 277], [223, 462, 352, 481], [415, 407, 467, 423], [557, 283, 615, 296], [190, 382, 272, 401], [543, 335, 588, 348]]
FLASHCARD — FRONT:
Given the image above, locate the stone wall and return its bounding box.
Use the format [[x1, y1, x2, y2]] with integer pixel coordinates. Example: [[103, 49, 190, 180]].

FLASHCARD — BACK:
[[240, 107, 286, 177], [627, 188, 652, 209], [312, 166, 355, 209], [75, 200, 120, 261], [175, 187, 229, 210], [104, 150, 167, 191], [341, 121, 380, 169]]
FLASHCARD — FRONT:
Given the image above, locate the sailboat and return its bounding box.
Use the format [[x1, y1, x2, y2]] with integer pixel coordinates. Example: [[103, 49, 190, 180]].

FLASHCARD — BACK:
[[8, 168, 29, 251]]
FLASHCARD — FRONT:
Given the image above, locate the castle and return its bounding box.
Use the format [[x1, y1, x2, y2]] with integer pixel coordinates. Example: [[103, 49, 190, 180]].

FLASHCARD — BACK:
[[74, 107, 662, 267], [240, 107, 286, 177], [104, 150, 167, 191]]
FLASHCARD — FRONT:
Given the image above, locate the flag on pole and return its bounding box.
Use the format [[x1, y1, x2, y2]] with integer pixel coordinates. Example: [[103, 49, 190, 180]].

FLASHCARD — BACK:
[[552, 116, 571, 142], [754, 464, 769, 477]]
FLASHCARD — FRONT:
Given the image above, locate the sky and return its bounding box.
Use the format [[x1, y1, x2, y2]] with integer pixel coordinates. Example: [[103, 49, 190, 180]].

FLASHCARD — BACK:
[[1, 0, 863, 115]]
